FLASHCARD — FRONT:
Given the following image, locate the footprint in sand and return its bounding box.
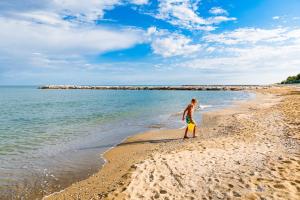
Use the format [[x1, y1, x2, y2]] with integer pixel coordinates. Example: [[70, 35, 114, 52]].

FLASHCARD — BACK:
[[159, 189, 167, 194], [149, 173, 154, 182], [273, 184, 286, 189], [159, 175, 165, 181], [233, 191, 241, 197], [238, 178, 244, 184], [282, 160, 292, 164], [154, 192, 160, 199]]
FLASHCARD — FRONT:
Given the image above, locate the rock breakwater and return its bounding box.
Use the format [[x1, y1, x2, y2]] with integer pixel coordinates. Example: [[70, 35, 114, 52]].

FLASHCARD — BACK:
[[38, 85, 270, 91]]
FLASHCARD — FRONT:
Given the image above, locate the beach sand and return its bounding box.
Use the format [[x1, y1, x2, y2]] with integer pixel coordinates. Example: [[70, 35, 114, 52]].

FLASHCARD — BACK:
[[45, 86, 300, 200]]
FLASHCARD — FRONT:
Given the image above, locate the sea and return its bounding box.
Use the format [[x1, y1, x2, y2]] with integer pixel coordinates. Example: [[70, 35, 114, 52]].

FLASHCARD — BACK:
[[0, 86, 254, 199]]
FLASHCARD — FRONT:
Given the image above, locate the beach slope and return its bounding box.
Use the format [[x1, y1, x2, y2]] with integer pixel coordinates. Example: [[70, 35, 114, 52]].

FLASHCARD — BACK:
[[45, 86, 300, 200]]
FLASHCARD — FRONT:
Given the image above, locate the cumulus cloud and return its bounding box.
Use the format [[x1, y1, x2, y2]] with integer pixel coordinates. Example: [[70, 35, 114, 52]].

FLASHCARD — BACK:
[[156, 0, 206, 26], [0, 0, 148, 22], [131, 0, 149, 5], [147, 27, 201, 57], [0, 0, 298, 85], [9, 11, 68, 26], [181, 45, 300, 69], [155, 0, 236, 31], [209, 7, 228, 15], [1, 18, 144, 54], [178, 27, 300, 81], [0, 0, 150, 73], [0, 15, 145, 71], [207, 16, 237, 24], [203, 28, 291, 45], [272, 16, 280, 20], [50, 0, 121, 21]]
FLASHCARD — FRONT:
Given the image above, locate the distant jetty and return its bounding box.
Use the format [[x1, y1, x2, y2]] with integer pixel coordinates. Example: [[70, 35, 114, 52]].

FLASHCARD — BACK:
[[38, 85, 270, 91]]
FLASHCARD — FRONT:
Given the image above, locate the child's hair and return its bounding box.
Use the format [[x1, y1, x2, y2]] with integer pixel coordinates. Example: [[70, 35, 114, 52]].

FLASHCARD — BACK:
[[191, 98, 197, 103]]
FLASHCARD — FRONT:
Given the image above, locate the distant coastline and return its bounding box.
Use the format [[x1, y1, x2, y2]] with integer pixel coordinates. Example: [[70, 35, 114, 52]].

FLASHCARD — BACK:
[[38, 85, 271, 91], [281, 73, 300, 84]]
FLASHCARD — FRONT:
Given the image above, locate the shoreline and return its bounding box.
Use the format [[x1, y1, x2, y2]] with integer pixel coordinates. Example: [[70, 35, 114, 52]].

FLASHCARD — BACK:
[[42, 93, 252, 200], [45, 86, 299, 200], [43, 90, 256, 199], [0, 89, 251, 200]]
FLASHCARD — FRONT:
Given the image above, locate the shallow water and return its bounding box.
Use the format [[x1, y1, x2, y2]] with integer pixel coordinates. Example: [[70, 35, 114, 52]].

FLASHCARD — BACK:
[[0, 86, 254, 199]]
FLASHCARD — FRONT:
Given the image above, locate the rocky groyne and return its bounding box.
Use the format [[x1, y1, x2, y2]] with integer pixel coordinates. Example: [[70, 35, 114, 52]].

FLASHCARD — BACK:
[[38, 85, 270, 91]]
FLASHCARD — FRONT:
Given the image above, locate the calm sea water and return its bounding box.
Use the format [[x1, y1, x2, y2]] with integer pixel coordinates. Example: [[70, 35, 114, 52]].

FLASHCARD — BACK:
[[0, 86, 254, 199]]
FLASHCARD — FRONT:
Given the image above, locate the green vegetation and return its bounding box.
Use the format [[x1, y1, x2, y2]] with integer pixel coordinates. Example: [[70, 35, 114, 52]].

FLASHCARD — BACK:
[[281, 73, 300, 84]]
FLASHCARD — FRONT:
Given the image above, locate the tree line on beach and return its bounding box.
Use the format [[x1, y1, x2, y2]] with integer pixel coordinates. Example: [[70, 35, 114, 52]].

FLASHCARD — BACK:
[[281, 73, 300, 84]]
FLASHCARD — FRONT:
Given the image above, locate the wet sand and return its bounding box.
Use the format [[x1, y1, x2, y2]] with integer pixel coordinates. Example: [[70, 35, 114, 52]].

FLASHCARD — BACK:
[[45, 86, 300, 200]]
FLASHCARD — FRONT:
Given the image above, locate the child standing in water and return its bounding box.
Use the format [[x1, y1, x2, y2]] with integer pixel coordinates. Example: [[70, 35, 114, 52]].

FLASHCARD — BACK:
[[182, 98, 197, 138]]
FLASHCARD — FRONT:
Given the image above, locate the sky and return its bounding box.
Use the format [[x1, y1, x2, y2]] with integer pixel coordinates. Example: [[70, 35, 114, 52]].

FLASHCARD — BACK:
[[0, 0, 299, 85]]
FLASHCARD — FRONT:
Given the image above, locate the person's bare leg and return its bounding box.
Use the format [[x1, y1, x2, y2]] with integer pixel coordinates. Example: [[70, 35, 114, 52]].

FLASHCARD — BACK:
[[184, 127, 188, 139], [193, 126, 196, 138]]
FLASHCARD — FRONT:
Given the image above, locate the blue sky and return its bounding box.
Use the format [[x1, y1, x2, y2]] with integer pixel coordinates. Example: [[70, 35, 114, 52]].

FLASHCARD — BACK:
[[0, 0, 299, 85]]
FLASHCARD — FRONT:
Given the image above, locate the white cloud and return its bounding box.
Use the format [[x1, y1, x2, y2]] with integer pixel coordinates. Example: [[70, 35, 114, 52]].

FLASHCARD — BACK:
[[180, 44, 300, 73], [207, 16, 236, 24], [203, 28, 291, 45], [0, 15, 145, 70], [155, 0, 236, 31], [147, 27, 201, 57], [131, 0, 149, 5], [51, 0, 148, 21], [178, 27, 300, 82], [0, 17, 144, 54], [156, 0, 207, 28], [0, 0, 298, 85], [209, 7, 228, 15], [0, 0, 151, 72], [0, 0, 148, 22], [51, 0, 121, 21], [272, 16, 280, 20], [10, 11, 68, 26]]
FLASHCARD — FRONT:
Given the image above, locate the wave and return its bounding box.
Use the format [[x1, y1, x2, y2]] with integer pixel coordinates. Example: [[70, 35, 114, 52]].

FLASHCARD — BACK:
[[197, 104, 213, 110], [169, 104, 214, 118]]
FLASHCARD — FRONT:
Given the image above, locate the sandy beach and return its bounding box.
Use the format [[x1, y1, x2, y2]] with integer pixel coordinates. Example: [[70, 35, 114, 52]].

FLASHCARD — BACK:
[[45, 86, 300, 200]]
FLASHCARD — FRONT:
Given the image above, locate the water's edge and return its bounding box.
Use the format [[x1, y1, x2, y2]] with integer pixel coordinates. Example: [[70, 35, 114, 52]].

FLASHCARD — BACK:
[[0, 88, 254, 200], [42, 91, 256, 200]]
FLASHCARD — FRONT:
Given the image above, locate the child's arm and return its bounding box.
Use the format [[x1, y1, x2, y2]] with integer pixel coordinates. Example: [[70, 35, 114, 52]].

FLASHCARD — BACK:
[[182, 107, 188, 121], [182, 106, 188, 121]]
